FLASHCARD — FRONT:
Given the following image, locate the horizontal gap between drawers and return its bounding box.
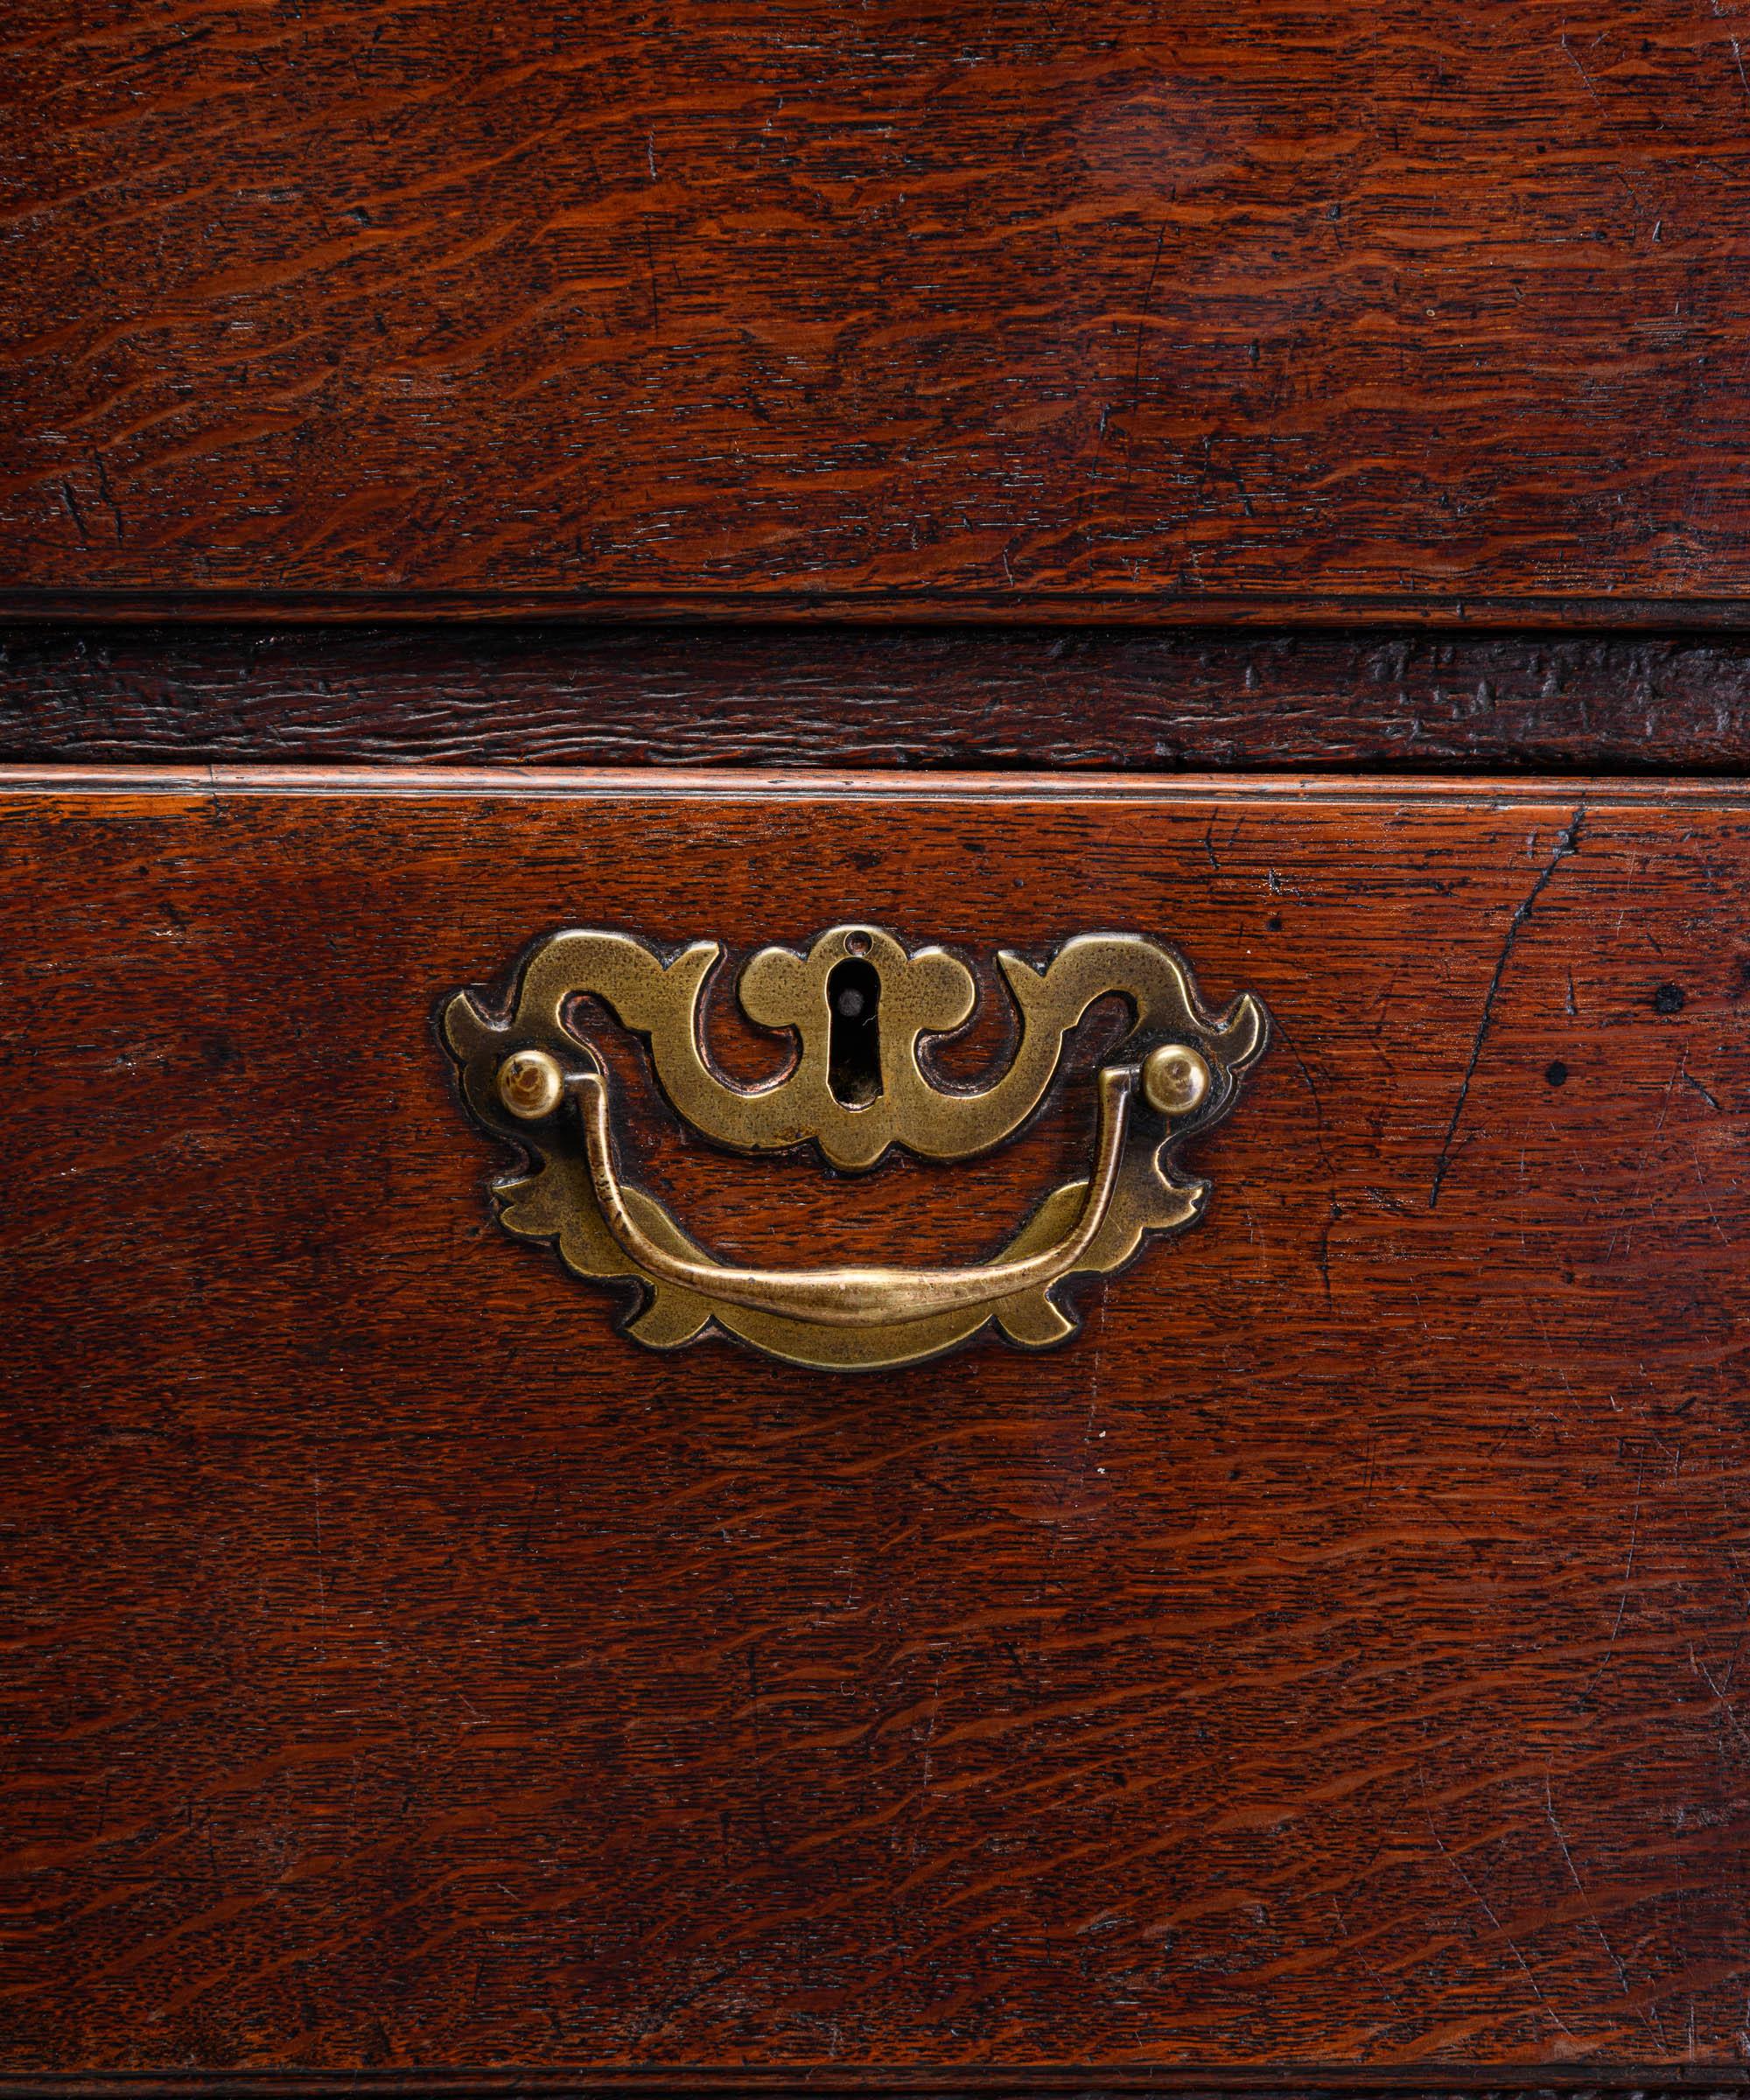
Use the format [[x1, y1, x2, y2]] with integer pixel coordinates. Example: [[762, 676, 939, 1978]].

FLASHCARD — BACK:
[[3, 624, 1750, 780]]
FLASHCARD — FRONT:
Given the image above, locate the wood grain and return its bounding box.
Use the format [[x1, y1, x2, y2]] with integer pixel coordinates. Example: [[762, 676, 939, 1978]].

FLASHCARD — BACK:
[[0, 771, 1747, 2075], [0, 2086, 1744, 2100], [4, 625, 1750, 773], [10, 2, 1750, 620]]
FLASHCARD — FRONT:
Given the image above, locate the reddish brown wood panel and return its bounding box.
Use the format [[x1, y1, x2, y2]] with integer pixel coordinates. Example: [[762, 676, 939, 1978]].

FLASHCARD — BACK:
[[0, 2088, 1740, 2100], [1, 772, 1748, 2075], [8, 4, 1750, 620], [4, 625, 1750, 773], [0, 2088, 1741, 2100]]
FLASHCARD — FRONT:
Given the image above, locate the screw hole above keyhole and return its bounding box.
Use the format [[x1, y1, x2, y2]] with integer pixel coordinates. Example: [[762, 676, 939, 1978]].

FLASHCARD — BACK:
[[827, 956, 883, 1108]]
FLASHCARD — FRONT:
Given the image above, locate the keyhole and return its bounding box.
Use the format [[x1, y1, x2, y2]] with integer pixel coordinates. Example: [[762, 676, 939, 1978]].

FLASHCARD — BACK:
[[827, 956, 883, 1108]]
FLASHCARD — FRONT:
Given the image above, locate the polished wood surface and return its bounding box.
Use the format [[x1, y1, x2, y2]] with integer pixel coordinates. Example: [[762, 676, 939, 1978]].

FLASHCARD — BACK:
[[5, 626, 1750, 773], [10, 3, 1750, 621], [1, 770, 1746, 2074]]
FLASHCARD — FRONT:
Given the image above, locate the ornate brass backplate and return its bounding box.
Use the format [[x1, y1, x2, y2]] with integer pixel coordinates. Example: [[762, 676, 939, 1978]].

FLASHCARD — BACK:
[[441, 928, 1269, 1371]]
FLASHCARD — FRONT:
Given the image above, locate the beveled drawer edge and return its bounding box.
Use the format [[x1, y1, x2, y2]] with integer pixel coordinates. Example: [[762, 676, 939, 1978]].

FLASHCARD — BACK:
[[0, 764, 1748, 811], [13, 586, 1750, 634]]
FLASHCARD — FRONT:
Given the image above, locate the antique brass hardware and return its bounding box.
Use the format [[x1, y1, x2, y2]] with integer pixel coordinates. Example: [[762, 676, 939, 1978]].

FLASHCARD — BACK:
[[443, 927, 1269, 1371], [1141, 1041, 1211, 1117], [572, 1060, 1136, 1328], [497, 1046, 565, 1121]]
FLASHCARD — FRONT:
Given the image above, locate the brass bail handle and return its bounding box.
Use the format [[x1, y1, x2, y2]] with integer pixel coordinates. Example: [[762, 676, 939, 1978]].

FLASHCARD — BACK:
[[575, 1062, 1137, 1329], [446, 926, 1269, 1371], [495, 1039, 1214, 1331]]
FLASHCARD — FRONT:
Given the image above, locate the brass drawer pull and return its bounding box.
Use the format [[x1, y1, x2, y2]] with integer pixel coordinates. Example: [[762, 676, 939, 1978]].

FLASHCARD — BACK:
[[443, 926, 1268, 1371], [574, 1059, 1137, 1329]]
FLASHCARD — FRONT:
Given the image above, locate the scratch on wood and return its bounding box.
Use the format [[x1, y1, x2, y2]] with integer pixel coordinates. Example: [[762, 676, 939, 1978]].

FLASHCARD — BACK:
[[1429, 803, 1585, 1208]]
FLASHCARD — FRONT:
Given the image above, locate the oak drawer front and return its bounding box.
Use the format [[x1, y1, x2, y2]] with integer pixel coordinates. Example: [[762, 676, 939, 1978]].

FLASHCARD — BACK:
[[14, 2, 1750, 628], [2, 768, 1745, 2076]]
